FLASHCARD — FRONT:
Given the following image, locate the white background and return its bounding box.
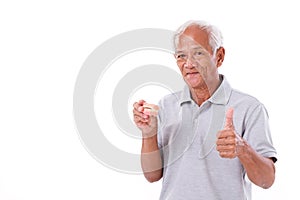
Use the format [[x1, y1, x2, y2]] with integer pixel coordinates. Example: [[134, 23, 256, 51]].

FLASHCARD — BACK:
[[1, 0, 299, 199]]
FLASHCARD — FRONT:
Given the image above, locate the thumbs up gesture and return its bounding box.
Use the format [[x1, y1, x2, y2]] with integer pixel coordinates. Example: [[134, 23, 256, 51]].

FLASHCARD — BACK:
[[216, 108, 245, 159]]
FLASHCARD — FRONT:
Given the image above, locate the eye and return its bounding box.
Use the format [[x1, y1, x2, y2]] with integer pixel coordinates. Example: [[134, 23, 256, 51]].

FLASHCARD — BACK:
[[176, 54, 187, 60], [195, 51, 203, 56]]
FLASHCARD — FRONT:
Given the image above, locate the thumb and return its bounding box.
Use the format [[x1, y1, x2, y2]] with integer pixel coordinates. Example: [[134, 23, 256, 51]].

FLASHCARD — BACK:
[[143, 103, 159, 117], [224, 108, 234, 129]]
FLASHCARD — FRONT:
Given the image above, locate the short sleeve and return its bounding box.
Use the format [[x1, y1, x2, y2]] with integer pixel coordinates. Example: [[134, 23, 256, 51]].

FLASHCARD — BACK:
[[243, 104, 277, 162]]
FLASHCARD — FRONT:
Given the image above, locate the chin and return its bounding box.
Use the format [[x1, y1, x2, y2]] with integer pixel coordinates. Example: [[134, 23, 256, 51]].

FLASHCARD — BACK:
[[186, 81, 200, 88], [186, 80, 208, 89]]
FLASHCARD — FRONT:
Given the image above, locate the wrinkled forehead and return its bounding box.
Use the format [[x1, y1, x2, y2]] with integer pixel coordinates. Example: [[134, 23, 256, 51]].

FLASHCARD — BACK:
[[176, 26, 212, 53], [177, 35, 202, 50]]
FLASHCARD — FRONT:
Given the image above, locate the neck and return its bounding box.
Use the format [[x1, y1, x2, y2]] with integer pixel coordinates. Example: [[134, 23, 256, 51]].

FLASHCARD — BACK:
[[190, 87, 210, 106]]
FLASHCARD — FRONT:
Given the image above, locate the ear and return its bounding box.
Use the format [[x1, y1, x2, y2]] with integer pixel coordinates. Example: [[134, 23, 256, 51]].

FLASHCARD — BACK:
[[216, 47, 225, 67]]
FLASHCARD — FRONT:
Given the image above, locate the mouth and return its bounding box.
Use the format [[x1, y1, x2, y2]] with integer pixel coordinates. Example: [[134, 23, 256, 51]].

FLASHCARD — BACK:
[[186, 72, 199, 77]]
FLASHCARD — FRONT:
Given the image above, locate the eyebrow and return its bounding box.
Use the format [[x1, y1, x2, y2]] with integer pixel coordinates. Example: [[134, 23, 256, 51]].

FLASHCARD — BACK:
[[176, 46, 205, 53]]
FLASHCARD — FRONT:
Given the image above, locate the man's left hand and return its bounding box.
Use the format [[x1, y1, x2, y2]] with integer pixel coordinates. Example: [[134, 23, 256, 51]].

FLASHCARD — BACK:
[[216, 108, 245, 159]]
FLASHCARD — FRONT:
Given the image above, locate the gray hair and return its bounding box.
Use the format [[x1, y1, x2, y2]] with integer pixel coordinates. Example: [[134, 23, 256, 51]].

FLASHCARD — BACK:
[[173, 20, 223, 54]]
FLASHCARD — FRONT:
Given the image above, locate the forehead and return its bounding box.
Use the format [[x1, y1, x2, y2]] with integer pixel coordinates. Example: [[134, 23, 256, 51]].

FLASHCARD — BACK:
[[177, 25, 211, 51]]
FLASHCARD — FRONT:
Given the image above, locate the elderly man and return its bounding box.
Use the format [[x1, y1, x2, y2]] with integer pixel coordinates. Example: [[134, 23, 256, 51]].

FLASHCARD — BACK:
[[133, 20, 277, 200]]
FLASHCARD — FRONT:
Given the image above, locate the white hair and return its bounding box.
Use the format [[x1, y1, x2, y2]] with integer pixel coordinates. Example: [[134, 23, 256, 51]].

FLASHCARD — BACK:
[[174, 20, 223, 53]]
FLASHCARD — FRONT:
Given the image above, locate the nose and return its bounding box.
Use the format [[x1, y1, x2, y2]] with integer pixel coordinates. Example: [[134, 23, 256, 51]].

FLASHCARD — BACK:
[[183, 57, 196, 69]]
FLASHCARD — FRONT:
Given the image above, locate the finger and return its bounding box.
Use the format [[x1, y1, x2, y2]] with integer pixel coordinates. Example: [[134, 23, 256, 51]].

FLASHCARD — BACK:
[[143, 103, 159, 111], [216, 137, 236, 146], [133, 106, 143, 115], [143, 103, 159, 116], [133, 100, 146, 108], [216, 144, 236, 152], [133, 114, 149, 124], [138, 99, 146, 105], [133, 109, 149, 121], [133, 102, 140, 110], [217, 130, 236, 139], [133, 102, 150, 121], [143, 108, 159, 117], [133, 101, 145, 113], [218, 151, 236, 159], [224, 107, 234, 129]]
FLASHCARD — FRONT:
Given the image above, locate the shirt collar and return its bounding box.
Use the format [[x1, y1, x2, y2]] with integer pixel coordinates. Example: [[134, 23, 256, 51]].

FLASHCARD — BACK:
[[179, 84, 192, 104], [179, 74, 232, 105]]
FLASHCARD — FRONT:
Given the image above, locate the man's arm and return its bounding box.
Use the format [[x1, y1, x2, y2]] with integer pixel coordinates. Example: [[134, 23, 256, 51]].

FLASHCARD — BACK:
[[216, 108, 276, 188], [133, 100, 163, 182], [141, 134, 163, 182], [237, 141, 275, 188]]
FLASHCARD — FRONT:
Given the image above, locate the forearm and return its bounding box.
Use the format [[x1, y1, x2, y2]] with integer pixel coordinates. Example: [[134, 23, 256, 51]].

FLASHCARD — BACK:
[[238, 141, 275, 189], [141, 133, 163, 183]]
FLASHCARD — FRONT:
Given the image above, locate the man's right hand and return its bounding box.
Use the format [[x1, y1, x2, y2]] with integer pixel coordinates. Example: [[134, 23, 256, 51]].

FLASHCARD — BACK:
[[133, 100, 159, 138]]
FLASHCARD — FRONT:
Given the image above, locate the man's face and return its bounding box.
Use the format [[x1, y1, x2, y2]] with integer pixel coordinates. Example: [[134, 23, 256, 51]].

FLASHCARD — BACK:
[[175, 25, 220, 89]]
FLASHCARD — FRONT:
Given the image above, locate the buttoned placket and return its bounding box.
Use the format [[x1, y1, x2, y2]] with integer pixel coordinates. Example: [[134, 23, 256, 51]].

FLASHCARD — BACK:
[[192, 100, 209, 120], [191, 101, 210, 138]]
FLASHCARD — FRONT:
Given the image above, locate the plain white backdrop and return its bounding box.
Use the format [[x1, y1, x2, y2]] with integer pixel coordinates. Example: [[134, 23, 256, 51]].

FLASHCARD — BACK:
[[1, 0, 299, 199]]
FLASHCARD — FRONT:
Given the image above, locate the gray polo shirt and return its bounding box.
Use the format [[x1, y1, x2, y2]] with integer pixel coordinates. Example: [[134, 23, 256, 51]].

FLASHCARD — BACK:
[[157, 75, 277, 200]]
